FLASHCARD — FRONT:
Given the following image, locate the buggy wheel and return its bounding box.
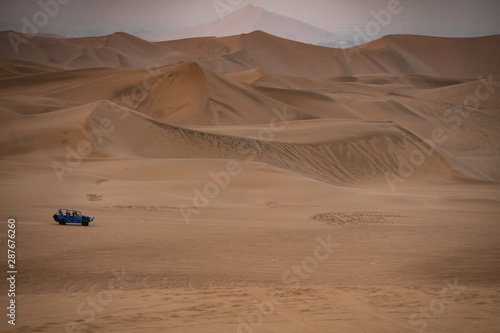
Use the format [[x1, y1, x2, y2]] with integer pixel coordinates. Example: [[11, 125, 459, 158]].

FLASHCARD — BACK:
[[59, 219, 66, 225], [82, 219, 89, 226]]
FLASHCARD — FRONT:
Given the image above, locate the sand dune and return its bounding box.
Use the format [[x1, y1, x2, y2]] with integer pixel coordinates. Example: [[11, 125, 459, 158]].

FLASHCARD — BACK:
[[1, 31, 499, 332], [2, 55, 497, 182], [0, 95, 490, 188], [2, 30, 500, 77], [158, 32, 500, 76]]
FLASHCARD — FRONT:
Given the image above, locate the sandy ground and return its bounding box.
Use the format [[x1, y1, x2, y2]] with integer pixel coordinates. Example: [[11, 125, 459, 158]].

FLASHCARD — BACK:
[[0, 31, 499, 332], [1, 162, 499, 332]]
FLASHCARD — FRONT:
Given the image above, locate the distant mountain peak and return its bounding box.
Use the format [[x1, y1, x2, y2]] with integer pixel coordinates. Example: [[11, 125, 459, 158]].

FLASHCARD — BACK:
[[149, 5, 340, 45], [237, 3, 261, 11], [239, 3, 259, 10]]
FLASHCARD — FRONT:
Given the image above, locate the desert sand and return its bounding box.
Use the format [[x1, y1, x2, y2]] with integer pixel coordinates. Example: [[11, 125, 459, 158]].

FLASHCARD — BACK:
[[0, 31, 499, 332]]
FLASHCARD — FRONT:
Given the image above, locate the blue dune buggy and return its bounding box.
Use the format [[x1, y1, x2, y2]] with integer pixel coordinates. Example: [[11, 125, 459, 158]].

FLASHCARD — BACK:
[[53, 208, 94, 226]]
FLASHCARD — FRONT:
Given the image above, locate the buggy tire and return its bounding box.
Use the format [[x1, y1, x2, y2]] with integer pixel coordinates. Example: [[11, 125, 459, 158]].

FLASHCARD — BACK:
[[59, 219, 66, 225], [82, 220, 89, 226]]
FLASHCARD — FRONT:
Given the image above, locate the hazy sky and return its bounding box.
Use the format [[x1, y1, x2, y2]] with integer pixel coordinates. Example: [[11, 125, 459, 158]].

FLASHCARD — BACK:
[[1, 0, 499, 39]]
